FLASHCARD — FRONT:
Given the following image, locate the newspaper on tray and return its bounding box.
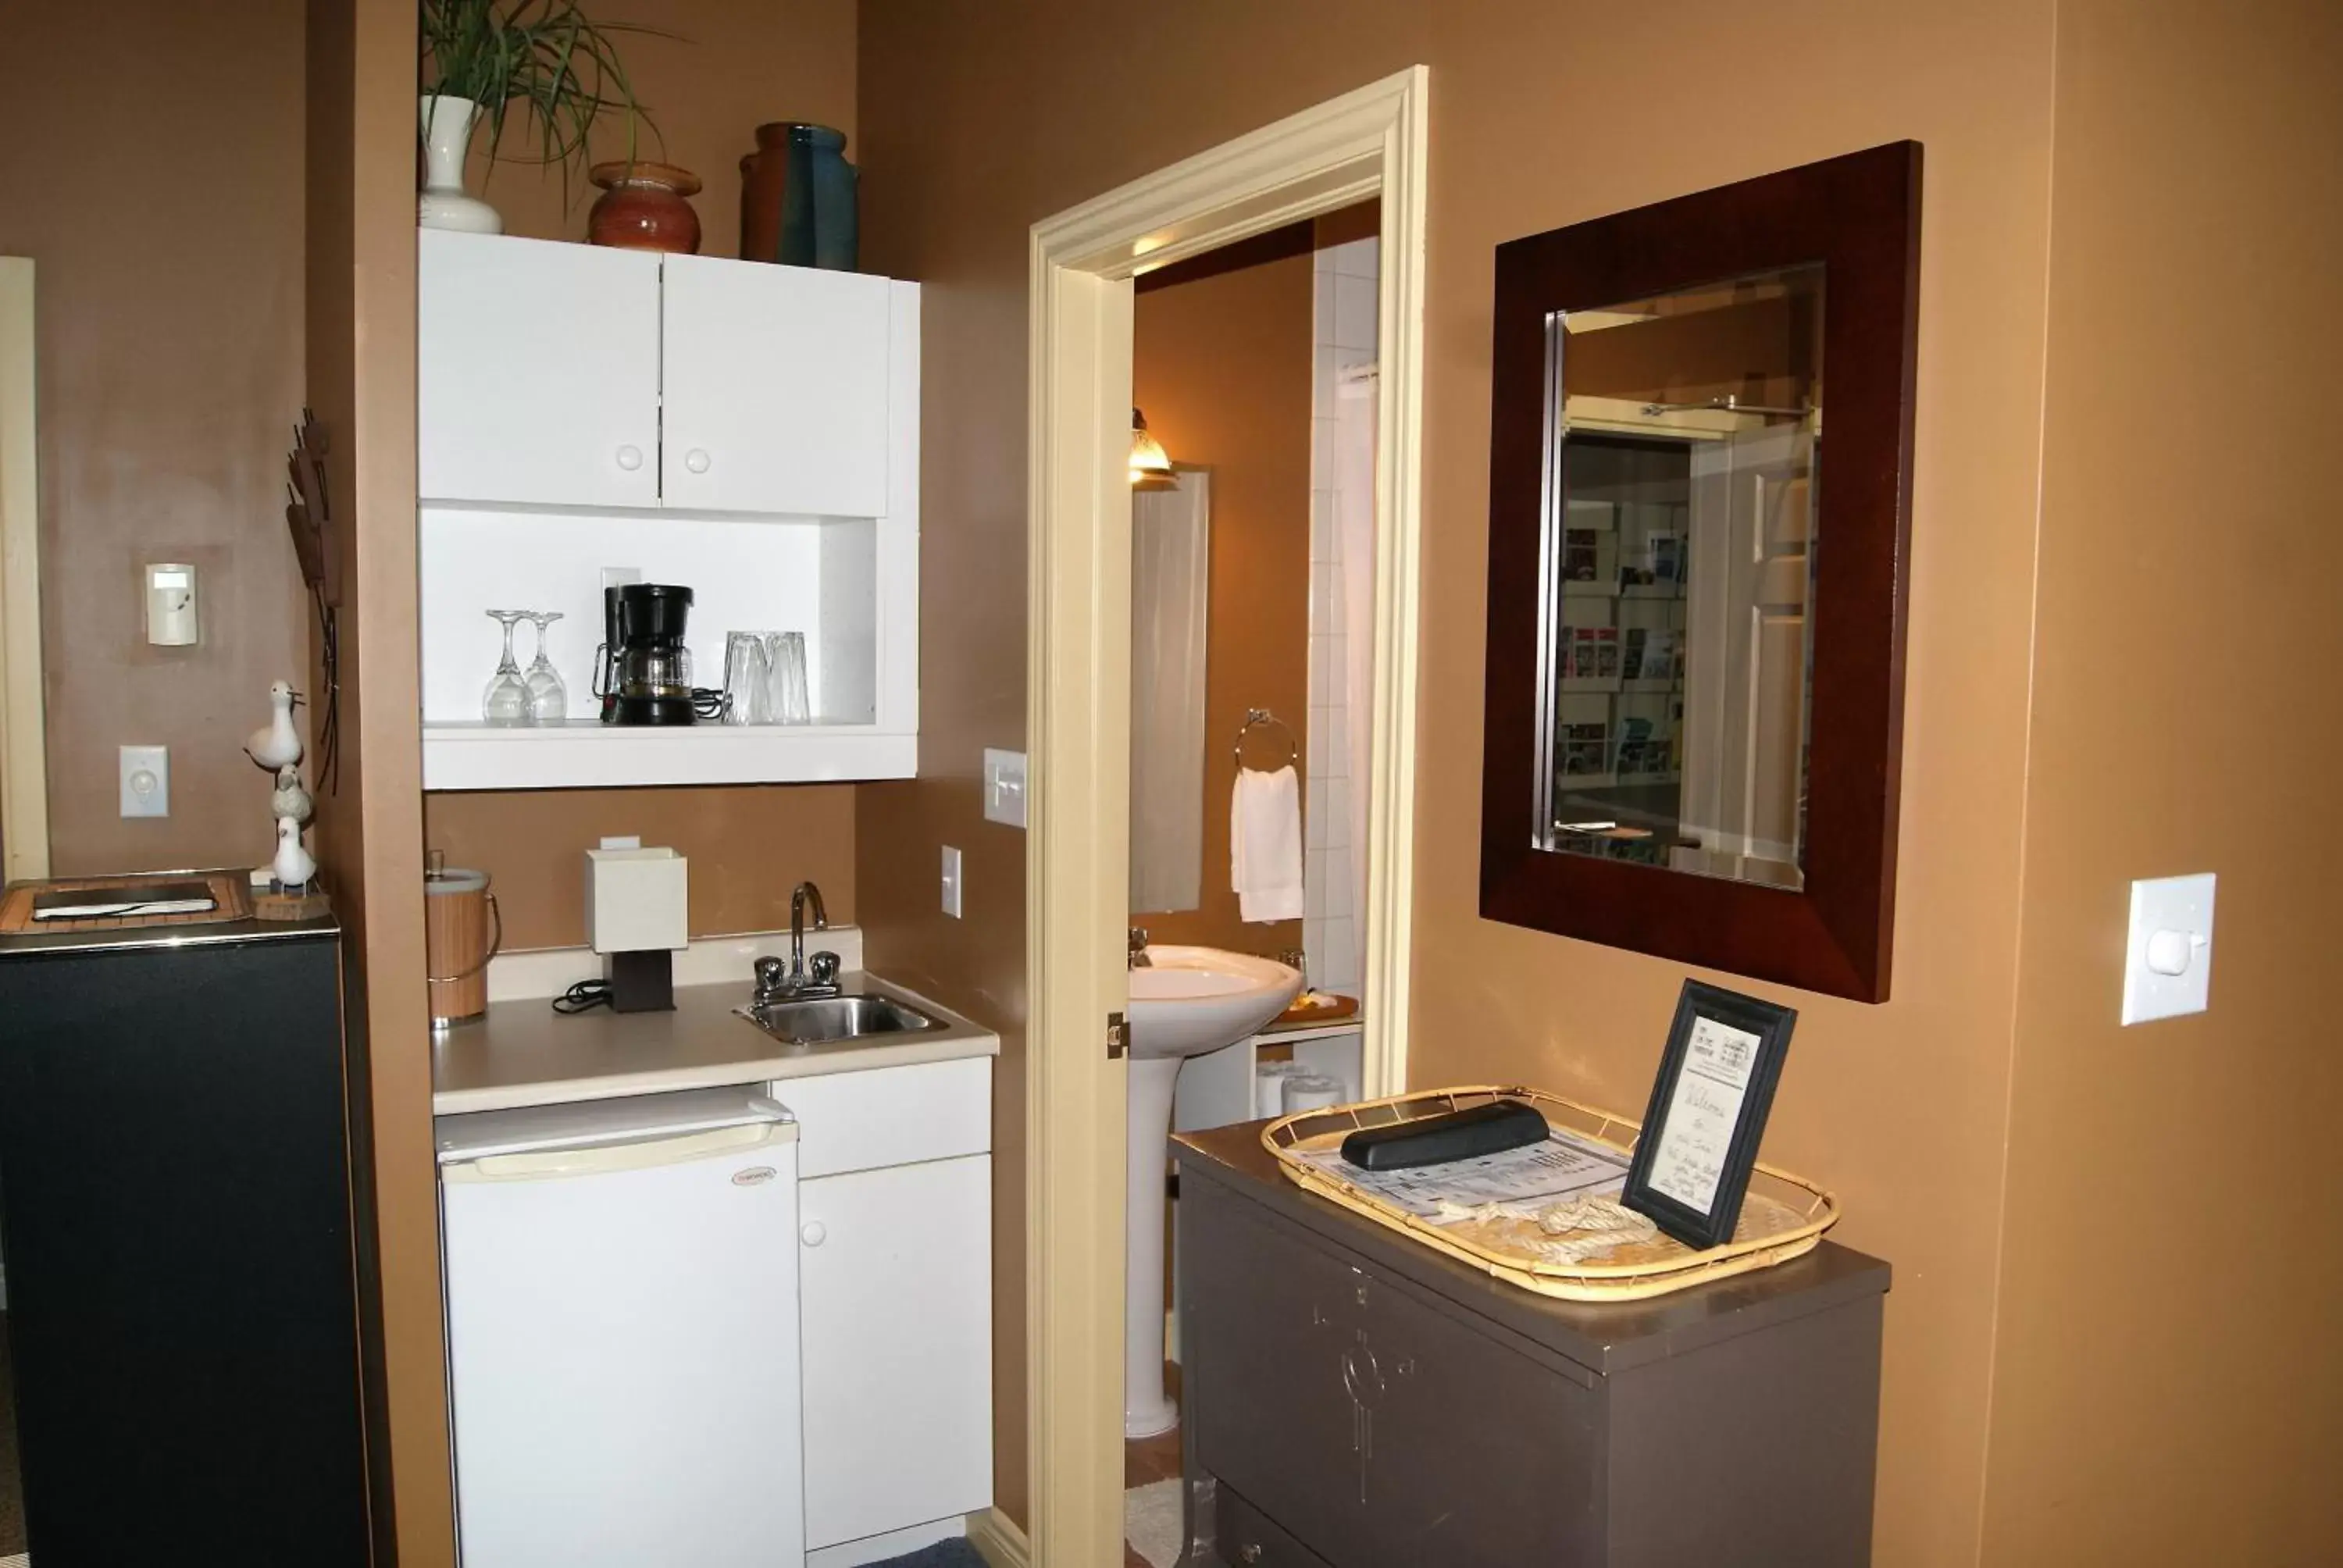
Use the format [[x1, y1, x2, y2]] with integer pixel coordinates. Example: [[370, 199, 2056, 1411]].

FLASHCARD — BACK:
[[1292, 1126, 1632, 1221]]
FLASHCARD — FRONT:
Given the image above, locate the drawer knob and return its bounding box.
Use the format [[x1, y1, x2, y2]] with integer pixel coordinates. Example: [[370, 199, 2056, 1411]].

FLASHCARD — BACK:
[[615, 444, 644, 472], [685, 447, 712, 474], [801, 1221, 828, 1247]]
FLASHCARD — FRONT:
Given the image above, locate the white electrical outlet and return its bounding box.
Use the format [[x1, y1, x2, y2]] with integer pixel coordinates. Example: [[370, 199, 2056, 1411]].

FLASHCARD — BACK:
[[2122, 872, 2216, 1025], [982, 747, 1029, 829], [940, 845, 963, 918], [119, 745, 169, 818]]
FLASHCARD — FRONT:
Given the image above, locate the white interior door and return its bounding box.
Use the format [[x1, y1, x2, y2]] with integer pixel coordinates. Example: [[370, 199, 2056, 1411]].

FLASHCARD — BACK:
[[1681, 424, 1815, 868], [661, 257, 891, 517], [799, 1154, 993, 1549], [418, 231, 662, 509]]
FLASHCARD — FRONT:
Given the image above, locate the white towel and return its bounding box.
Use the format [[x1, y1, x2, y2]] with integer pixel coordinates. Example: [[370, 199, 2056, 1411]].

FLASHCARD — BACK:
[[1231, 764, 1305, 922]]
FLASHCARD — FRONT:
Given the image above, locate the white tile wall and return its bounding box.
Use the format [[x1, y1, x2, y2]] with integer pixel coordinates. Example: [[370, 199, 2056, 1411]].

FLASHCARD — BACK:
[[1303, 236, 1377, 999]]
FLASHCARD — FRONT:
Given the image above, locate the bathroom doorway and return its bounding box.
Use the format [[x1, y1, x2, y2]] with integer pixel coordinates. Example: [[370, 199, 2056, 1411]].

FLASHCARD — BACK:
[[1015, 69, 1428, 1566]]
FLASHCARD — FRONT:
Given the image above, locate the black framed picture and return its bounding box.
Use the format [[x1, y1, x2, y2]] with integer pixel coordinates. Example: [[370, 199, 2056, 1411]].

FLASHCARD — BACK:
[[1621, 980, 1799, 1249]]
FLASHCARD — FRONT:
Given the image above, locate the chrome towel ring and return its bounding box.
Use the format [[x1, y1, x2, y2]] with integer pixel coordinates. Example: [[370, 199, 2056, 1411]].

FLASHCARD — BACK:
[[1234, 707, 1300, 768]]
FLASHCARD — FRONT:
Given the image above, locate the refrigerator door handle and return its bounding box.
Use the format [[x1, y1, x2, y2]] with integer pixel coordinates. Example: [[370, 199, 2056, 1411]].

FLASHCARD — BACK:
[[444, 1120, 791, 1183]]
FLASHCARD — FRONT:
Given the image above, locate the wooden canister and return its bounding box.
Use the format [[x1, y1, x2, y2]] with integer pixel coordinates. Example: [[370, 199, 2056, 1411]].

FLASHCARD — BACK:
[[425, 864, 500, 1031]]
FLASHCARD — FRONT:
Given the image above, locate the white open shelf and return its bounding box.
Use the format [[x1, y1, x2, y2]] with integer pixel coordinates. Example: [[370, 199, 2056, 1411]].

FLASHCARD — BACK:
[[417, 505, 914, 790], [419, 720, 916, 791]]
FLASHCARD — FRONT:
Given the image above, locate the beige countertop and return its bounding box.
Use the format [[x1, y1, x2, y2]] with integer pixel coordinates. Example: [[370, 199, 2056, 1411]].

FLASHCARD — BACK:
[[432, 969, 999, 1117]]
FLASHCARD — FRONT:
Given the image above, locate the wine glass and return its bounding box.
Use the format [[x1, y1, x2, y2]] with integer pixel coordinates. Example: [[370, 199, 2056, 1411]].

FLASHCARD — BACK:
[[522, 611, 568, 724], [481, 610, 530, 725]]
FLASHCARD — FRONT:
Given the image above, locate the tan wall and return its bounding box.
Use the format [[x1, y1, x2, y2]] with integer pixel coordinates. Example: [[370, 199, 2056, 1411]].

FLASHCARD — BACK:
[[855, 1, 2059, 1549], [456, 0, 857, 261], [308, 0, 453, 1558], [1131, 251, 1314, 957], [426, 0, 863, 941], [0, 2, 310, 875], [1978, 5, 2343, 1562], [424, 785, 855, 950]]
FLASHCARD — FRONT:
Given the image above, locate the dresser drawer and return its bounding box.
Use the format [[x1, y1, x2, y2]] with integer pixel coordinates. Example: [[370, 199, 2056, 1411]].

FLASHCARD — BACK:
[[769, 1056, 990, 1177], [1184, 1178, 1599, 1568], [1213, 1484, 1334, 1568]]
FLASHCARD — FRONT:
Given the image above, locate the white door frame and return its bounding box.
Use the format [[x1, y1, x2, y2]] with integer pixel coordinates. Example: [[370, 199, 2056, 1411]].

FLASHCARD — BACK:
[[1016, 67, 1428, 1564], [0, 258, 48, 882]]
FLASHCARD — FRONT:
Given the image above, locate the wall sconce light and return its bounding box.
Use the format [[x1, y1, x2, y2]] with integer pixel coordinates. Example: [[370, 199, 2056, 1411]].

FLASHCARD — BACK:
[[1129, 406, 1179, 491]]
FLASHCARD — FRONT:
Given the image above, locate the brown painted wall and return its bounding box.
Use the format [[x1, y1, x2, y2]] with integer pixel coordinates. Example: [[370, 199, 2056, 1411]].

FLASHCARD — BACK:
[[456, 0, 857, 261], [0, 2, 310, 875], [425, 785, 855, 950], [426, 0, 863, 942], [1978, 5, 2343, 1562], [1130, 251, 1313, 957], [854, 2, 2058, 1550], [308, 0, 452, 1558]]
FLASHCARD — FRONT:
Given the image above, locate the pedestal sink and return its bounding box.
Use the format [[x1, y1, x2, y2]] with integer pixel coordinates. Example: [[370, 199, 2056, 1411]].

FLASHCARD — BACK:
[[1125, 944, 1303, 1438]]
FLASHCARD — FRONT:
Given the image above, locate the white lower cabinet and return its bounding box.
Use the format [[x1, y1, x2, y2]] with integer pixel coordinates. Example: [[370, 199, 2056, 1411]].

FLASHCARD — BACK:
[[798, 1153, 993, 1550]]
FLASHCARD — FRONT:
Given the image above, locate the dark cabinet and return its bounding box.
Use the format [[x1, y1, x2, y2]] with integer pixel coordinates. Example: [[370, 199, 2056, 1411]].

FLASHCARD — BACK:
[[1173, 1125, 1888, 1568], [0, 915, 371, 1563]]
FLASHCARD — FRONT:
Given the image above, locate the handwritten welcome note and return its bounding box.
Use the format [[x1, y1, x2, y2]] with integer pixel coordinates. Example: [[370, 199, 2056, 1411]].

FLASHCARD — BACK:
[[1646, 1015, 1763, 1216]]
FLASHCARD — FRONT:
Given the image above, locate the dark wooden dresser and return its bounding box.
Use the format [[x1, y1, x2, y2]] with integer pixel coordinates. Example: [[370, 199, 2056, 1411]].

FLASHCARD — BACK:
[[1172, 1124, 1888, 1567]]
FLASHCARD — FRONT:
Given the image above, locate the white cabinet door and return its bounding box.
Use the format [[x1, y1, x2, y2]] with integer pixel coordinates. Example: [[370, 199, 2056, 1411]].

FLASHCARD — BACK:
[[799, 1155, 992, 1548], [417, 231, 662, 509], [660, 256, 891, 517]]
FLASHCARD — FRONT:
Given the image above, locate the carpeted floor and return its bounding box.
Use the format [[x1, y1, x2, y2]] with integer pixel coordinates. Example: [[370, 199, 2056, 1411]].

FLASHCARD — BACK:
[[0, 1313, 21, 1556], [866, 1541, 986, 1568]]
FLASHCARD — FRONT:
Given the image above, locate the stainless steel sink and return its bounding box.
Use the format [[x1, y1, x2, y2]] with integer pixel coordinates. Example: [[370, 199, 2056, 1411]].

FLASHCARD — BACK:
[[738, 992, 940, 1046]]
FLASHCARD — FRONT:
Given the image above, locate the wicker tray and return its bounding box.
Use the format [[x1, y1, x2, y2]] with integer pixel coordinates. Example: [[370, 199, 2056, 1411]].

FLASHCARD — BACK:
[[1262, 1085, 1838, 1303]]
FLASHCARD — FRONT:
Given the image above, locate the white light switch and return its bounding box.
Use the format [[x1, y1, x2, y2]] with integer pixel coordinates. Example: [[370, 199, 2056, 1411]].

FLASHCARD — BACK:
[[2122, 872, 2215, 1025], [940, 845, 963, 918], [119, 745, 169, 818], [983, 747, 1029, 829]]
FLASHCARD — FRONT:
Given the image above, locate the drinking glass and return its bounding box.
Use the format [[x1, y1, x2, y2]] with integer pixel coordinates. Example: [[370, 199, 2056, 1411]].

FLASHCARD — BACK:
[[721, 632, 769, 725], [481, 610, 530, 725], [522, 611, 568, 724], [762, 631, 811, 725]]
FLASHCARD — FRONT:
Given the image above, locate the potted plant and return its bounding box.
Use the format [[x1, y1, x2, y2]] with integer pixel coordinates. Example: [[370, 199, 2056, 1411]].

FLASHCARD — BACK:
[[418, 0, 665, 233]]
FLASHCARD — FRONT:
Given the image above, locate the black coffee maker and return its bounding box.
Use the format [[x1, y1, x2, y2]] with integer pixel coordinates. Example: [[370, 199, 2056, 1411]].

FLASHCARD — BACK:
[[601, 583, 697, 725]]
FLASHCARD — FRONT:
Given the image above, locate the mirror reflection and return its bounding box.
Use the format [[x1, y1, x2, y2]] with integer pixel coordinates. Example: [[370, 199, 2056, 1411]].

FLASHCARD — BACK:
[[1538, 262, 1823, 889]]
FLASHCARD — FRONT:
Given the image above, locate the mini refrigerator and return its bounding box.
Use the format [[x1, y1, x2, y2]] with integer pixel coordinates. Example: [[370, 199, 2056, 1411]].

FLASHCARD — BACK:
[[437, 1088, 805, 1567]]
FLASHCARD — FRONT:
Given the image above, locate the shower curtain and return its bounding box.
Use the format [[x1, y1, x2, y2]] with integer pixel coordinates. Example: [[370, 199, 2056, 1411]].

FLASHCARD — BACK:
[[1129, 470, 1211, 914], [1335, 370, 1377, 927]]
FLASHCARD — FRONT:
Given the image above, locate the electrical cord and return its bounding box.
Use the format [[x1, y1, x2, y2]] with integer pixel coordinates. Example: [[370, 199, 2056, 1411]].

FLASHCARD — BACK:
[[551, 978, 615, 1015]]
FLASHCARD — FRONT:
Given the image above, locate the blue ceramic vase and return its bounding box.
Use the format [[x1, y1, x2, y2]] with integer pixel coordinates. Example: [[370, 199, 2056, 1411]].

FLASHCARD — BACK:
[[740, 122, 858, 270]]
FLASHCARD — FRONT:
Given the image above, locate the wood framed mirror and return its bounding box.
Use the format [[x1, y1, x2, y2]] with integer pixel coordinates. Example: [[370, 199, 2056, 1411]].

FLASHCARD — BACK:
[[1480, 141, 1920, 1002]]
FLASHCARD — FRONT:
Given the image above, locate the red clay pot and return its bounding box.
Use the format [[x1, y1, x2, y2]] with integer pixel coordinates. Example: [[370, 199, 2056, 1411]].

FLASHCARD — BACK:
[[586, 161, 704, 254]]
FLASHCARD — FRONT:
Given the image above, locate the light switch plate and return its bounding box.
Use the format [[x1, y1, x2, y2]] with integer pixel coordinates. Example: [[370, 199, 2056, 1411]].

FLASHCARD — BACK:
[[2122, 872, 2216, 1025], [940, 845, 963, 918], [982, 747, 1029, 829], [119, 745, 169, 818]]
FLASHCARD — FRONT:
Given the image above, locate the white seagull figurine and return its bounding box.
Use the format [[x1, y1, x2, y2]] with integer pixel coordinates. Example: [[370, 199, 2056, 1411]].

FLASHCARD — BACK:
[[272, 817, 316, 890], [271, 764, 313, 826], [245, 680, 305, 772]]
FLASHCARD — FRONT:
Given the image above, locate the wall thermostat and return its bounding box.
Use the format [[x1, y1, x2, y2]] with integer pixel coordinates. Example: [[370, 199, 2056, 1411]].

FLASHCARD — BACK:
[[144, 562, 198, 647]]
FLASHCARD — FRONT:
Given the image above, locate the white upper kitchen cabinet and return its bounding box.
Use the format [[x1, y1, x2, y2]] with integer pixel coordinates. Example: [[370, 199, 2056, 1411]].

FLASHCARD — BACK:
[[660, 255, 893, 519], [418, 231, 662, 511]]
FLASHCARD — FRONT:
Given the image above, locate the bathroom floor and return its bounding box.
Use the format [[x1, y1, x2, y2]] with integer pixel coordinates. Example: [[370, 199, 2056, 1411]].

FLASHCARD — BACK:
[[1124, 1362, 1184, 1568]]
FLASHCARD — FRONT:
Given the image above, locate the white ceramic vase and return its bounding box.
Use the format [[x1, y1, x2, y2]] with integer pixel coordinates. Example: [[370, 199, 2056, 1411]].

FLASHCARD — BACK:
[[418, 94, 501, 234]]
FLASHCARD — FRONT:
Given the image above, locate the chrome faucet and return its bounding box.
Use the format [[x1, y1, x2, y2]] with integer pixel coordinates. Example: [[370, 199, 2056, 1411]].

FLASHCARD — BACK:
[[1129, 926, 1152, 969], [753, 882, 841, 1003], [792, 881, 829, 976]]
